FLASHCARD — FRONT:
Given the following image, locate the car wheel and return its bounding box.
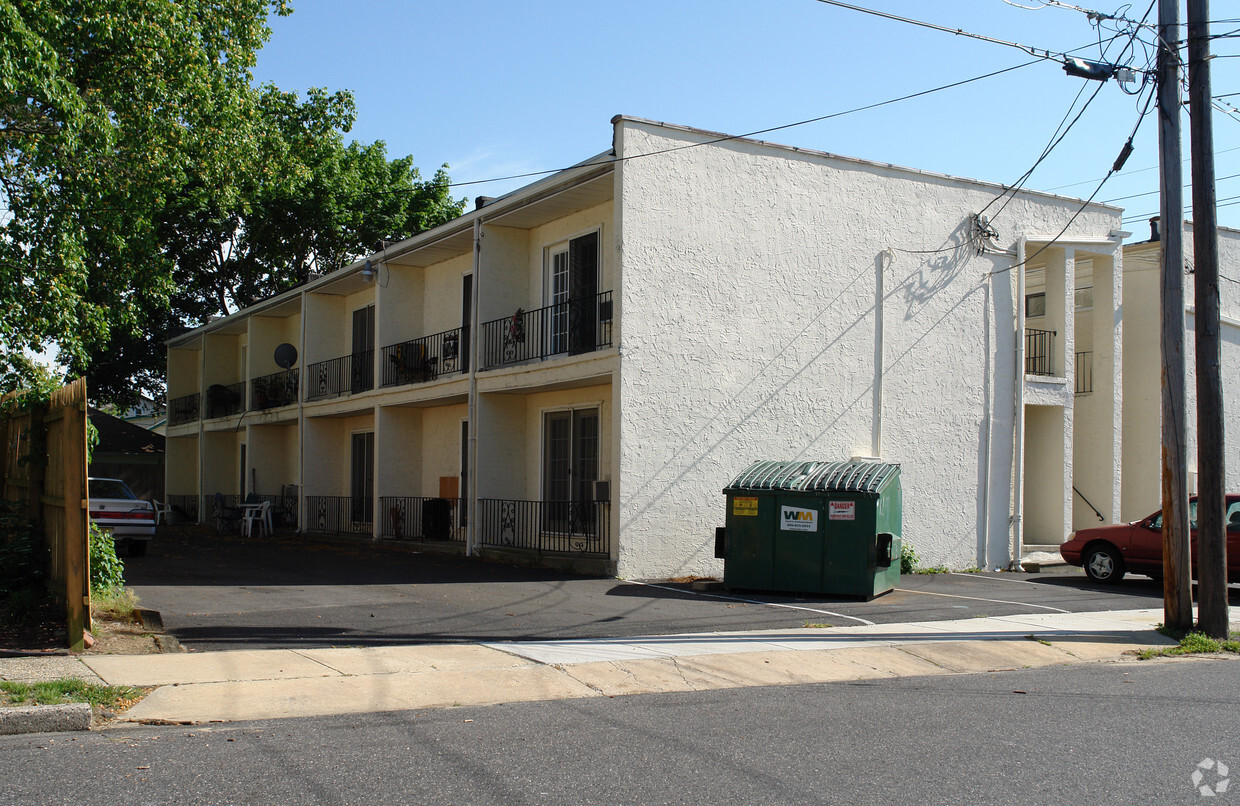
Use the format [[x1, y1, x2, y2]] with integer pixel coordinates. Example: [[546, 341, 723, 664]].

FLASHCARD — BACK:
[[1083, 544, 1124, 584], [128, 540, 148, 558]]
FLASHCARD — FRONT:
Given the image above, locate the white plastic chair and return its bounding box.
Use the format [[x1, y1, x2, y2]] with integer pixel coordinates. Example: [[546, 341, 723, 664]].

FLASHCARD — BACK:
[[242, 500, 272, 537], [151, 499, 173, 526]]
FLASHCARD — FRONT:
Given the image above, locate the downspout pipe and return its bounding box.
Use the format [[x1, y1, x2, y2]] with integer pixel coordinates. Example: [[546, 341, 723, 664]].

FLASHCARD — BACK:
[[466, 219, 482, 556], [297, 289, 307, 534], [1012, 237, 1028, 569]]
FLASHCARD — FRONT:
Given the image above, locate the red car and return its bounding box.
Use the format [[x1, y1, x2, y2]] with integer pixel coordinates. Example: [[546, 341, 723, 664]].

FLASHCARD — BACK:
[[1060, 495, 1240, 584]]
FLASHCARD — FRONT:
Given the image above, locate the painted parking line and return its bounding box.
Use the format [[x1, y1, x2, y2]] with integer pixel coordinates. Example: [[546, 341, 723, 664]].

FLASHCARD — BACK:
[[893, 587, 1070, 613], [948, 572, 1044, 586], [622, 580, 876, 625]]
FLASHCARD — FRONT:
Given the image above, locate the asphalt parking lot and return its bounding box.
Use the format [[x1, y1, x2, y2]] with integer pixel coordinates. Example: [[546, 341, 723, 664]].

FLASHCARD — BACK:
[[124, 528, 1228, 652]]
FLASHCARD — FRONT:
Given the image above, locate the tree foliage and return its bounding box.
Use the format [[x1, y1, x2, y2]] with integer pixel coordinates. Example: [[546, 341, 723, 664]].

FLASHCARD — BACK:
[[1, 1, 465, 405]]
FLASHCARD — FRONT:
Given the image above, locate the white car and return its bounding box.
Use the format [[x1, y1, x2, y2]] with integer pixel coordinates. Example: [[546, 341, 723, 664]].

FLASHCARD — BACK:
[[88, 477, 155, 556]]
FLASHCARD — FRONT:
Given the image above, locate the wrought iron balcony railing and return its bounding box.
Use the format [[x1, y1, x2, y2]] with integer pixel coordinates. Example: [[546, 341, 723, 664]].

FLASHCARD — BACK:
[[1075, 351, 1093, 394], [305, 495, 373, 533], [480, 291, 613, 370], [251, 369, 300, 410], [477, 499, 610, 555], [204, 382, 246, 418], [306, 351, 374, 401], [169, 393, 200, 425], [380, 327, 467, 388], [1024, 328, 1056, 376], [379, 496, 465, 541]]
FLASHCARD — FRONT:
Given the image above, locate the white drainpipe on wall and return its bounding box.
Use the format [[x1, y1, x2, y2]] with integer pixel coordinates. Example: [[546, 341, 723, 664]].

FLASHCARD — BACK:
[[466, 218, 482, 557], [297, 289, 308, 534], [872, 249, 889, 459], [1012, 237, 1028, 569]]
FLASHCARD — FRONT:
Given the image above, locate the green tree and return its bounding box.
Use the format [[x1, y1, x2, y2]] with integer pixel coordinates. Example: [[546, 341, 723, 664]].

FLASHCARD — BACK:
[[1, 0, 287, 391], [1, 1, 465, 405]]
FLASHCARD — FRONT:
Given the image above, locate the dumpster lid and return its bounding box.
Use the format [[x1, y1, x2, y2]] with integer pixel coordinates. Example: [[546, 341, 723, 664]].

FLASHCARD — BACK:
[[725, 460, 900, 495]]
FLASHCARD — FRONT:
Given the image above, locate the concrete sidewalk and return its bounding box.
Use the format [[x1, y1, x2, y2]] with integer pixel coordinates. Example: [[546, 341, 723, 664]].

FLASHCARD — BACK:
[[37, 607, 1201, 725]]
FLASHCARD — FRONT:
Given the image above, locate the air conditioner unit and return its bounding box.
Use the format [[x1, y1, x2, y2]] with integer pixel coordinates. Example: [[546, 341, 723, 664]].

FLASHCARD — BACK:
[[282, 484, 299, 500]]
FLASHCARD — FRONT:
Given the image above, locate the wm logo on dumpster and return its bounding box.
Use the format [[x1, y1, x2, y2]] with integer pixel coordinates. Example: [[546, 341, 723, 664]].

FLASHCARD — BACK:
[[780, 506, 817, 532]]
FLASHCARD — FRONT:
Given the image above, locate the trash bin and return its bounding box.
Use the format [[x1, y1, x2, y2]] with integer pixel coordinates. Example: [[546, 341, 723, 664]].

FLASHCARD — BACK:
[[720, 460, 902, 600]]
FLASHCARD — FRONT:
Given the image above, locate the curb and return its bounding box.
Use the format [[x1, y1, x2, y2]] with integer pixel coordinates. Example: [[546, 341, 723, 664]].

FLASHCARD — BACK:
[[0, 703, 91, 735]]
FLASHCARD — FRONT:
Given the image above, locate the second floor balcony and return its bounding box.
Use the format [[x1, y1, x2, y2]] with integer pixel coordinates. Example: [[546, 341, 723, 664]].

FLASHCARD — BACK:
[[169, 393, 200, 426], [1025, 328, 1056, 377], [306, 351, 374, 401], [480, 291, 613, 370], [251, 368, 300, 410], [380, 327, 468, 388]]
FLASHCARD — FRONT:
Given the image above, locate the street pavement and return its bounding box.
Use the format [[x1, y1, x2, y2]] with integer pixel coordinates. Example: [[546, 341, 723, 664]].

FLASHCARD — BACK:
[[3, 658, 1238, 805], [6, 607, 1229, 727], [121, 529, 1198, 651]]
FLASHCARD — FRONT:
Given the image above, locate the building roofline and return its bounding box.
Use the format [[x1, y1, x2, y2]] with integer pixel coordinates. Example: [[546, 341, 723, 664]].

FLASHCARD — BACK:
[[611, 114, 1123, 216]]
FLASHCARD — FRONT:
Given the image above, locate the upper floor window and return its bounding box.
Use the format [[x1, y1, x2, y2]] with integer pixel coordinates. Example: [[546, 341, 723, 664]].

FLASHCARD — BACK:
[[1025, 292, 1046, 318], [1075, 286, 1094, 312]]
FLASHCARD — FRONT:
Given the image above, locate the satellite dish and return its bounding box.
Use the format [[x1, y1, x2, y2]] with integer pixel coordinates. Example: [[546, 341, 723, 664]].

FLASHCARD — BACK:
[[274, 343, 298, 369]]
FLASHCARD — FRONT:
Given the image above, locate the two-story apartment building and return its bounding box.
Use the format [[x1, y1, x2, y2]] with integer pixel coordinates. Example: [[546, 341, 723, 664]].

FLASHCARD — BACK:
[[165, 116, 1128, 577]]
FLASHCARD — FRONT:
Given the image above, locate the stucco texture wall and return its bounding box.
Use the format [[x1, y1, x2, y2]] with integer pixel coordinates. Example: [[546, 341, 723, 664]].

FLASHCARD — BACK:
[[613, 119, 1120, 578]]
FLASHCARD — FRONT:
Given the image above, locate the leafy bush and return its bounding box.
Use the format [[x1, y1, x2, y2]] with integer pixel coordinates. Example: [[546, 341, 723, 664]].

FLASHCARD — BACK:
[[89, 523, 124, 593], [900, 541, 919, 575], [0, 500, 51, 623]]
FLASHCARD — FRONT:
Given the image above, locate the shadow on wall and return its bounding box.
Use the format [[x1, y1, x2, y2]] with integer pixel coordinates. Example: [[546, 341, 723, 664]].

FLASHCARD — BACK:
[[624, 221, 985, 576]]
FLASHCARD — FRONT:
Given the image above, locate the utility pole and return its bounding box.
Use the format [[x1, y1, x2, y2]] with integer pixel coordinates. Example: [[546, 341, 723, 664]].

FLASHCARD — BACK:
[[1187, 0, 1228, 639], [1158, 0, 1192, 632]]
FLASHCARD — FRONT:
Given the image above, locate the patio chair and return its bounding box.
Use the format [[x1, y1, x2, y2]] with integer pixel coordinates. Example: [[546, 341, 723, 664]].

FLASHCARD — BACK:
[[213, 492, 242, 533], [151, 499, 173, 526], [242, 500, 273, 538]]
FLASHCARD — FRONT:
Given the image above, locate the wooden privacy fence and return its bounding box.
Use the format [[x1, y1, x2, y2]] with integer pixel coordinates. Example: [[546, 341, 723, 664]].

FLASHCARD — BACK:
[[1, 379, 89, 651]]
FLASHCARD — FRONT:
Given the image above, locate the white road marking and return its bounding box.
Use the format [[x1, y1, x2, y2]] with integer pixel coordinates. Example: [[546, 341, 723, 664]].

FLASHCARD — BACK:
[[894, 587, 1070, 613], [623, 580, 876, 625]]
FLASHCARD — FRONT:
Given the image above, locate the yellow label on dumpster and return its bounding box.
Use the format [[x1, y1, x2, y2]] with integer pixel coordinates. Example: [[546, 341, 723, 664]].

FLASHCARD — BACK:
[[733, 496, 758, 516]]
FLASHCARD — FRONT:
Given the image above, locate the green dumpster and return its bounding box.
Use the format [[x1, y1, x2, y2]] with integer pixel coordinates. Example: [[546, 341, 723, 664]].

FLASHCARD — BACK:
[[720, 460, 902, 600]]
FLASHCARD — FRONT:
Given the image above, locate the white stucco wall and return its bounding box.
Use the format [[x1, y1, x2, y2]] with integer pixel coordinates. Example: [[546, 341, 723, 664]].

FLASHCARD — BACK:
[[247, 423, 298, 497], [167, 347, 201, 399], [613, 118, 1121, 578], [1121, 225, 1240, 519], [249, 314, 301, 379], [423, 254, 473, 338], [165, 436, 198, 494], [419, 403, 468, 498]]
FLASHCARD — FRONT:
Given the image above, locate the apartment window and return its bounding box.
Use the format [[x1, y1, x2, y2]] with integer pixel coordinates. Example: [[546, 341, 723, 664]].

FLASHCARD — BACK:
[[1025, 292, 1046, 318], [545, 231, 600, 356], [543, 408, 599, 532], [1075, 286, 1094, 311]]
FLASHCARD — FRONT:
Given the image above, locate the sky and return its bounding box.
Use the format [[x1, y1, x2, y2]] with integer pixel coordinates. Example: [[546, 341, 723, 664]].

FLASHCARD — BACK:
[[249, 0, 1240, 235]]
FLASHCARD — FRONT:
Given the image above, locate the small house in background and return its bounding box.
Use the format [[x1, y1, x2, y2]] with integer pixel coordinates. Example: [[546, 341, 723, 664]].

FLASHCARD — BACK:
[[88, 408, 165, 502]]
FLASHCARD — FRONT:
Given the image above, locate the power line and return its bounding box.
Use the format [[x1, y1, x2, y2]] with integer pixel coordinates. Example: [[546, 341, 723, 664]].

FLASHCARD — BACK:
[[445, 59, 1045, 189], [808, 0, 1107, 64], [1045, 144, 1240, 191], [976, 0, 1157, 223], [1121, 192, 1240, 222], [1103, 170, 1240, 203], [994, 81, 1157, 274]]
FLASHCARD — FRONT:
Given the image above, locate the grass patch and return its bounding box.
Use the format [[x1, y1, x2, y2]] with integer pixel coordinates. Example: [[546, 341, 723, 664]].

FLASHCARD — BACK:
[[913, 565, 950, 575], [1026, 635, 1053, 647], [92, 587, 140, 622], [802, 621, 833, 629], [0, 679, 143, 710], [1139, 628, 1240, 660]]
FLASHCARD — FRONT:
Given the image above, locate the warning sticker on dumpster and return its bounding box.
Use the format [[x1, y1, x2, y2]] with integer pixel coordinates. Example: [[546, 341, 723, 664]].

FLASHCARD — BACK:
[[733, 497, 759, 516], [780, 506, 817, 532], [829, 501, 856, 521]]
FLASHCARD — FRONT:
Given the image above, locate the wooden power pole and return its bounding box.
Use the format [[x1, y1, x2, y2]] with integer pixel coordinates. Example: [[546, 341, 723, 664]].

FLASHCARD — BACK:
[[1187, 0, 1228, 639], [1158, 0, 1192, 632]]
